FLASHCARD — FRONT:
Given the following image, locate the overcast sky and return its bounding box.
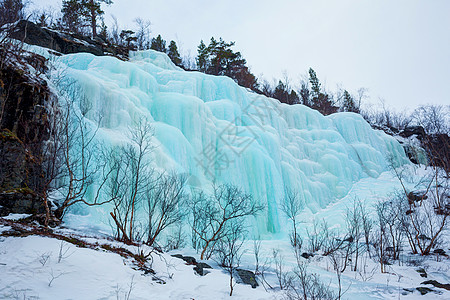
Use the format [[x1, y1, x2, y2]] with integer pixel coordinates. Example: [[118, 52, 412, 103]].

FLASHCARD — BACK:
[[35, 0, 450, 111]]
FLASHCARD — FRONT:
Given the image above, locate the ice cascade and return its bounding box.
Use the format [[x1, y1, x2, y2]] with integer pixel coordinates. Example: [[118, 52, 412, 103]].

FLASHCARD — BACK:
[[52, 50, 408, 235]]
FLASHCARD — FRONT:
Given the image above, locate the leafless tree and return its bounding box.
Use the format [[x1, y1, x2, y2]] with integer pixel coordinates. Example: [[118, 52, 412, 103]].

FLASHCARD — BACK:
[[286, 261, 336, 300], [389, 150, 449, 256], [109, 15, 121, 45], [272, 249, 293, 290], [214, 220, 246, 296], [281, 188, 304, 251], [190, 183, 264, 260], [164, 222, 186, 251], [145, 172, 188, 247], [305, 218, 328, 253], [39, 82, 113, 225], [344, 199, 364, 271], [412, 104, 449, 135], [372, 202, 388, 273], [134, 18, 151, 50], [108, 118, 156, 243]]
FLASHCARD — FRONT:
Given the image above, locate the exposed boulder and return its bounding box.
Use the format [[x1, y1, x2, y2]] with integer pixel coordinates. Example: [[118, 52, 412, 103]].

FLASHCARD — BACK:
[[171, 254, 212, 276], [236, 269, 258, 288], [399, 126, 426, 139], [421, 280, 450, 291], [193, 262, 212, 276]]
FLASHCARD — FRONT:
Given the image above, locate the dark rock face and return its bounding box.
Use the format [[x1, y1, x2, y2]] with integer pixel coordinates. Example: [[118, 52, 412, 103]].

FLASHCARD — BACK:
[[399, 126, 426, 139], [9, 20, 103, 56], [8, 20, 129, 59], [0, 47, 49, 216], [236, 269, 258, 288]]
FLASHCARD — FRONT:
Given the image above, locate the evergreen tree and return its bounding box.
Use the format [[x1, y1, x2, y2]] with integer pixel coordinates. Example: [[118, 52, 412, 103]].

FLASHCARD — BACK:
[[273, 80, 289, 103], [299, 81, 310, 107], [196, 40, 208, 72], [342, 90, 358, 113], [120, 29, 137, 50], [272, 81, 299, 105], [308, 68, 321, 100], [167, 40, 182, 66], [61, 0, 84, 34], [289, 90, 300, 105], [308, 68, 338, 115], [150, 34, 167, 52], [82, 0, 112, 37], [61, 0, 112, 37]]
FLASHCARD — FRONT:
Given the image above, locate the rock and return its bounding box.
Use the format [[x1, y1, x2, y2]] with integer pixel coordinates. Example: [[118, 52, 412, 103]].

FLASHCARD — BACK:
[[9, 20, 104, 56], [418, 234, 431, 241], [8, 20, 130, 60], [407, 191, 428, 204], [402, 288, 414, 295], [170, 254, 212, 276], [171, 254, 197, 265], [416, 268, 428, 278], [301, 252, 314, 259], [421, 280, 450, 291], [433, 249, 446, 255], [400, 126, 426, 139], [236, 269, 258, 288], [193, 262, 212, 276], [416, 287, 435, 295]]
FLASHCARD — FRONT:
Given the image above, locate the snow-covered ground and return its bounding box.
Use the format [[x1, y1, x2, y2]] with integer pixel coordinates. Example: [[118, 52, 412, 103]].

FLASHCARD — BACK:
[[1, 168, 449, 300]]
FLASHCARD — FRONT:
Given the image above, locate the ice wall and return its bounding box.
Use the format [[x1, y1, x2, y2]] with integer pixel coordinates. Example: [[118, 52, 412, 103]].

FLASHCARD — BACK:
[[52, 50, 409, 235]]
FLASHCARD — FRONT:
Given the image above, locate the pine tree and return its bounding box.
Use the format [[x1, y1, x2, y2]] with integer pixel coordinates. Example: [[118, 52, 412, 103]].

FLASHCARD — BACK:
[[308, 68, 321, 100], [120, 30, 137, 50], [195, 37, 258, 91], [196, 40, 208, 72], [61, 0, 84, 34], [299, 81, 310, 107], [343, 90, 358, 113], [150, 34, 167, 52], [167, 40, 182, 66], [308, 68, 338, 115], [61, 0, 112, 37], [82, 0, 112, 37]]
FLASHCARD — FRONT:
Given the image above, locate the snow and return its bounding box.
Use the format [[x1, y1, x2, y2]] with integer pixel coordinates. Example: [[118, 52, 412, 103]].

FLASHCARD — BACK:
[[0, 218, 448, 299], [0, 232, 277, 300], [2, 214, 31, 221]]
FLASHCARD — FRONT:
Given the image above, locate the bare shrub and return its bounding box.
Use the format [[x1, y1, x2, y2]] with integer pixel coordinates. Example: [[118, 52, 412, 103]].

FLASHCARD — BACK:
[[281, 188, 304, 251], [286, 261, 336, 300], [214, 220, 246, 296], [190, 183, 264, 260]]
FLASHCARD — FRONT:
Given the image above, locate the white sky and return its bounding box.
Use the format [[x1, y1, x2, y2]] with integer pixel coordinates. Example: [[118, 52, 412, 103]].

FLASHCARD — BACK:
[[34, 0, 450, 111]]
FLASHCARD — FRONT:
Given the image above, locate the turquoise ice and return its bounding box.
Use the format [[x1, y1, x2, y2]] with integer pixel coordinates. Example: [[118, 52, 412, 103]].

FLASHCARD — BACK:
[[52, 50, 409, 236]]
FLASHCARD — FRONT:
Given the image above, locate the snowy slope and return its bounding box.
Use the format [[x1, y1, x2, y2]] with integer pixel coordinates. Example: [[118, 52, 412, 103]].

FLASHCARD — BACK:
[[46, 49, 408, 236]]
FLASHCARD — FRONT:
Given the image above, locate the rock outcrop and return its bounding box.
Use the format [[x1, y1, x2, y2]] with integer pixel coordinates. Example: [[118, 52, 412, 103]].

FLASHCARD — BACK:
[[8, 20, 128, 59], [0, 44, 49, 216]]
